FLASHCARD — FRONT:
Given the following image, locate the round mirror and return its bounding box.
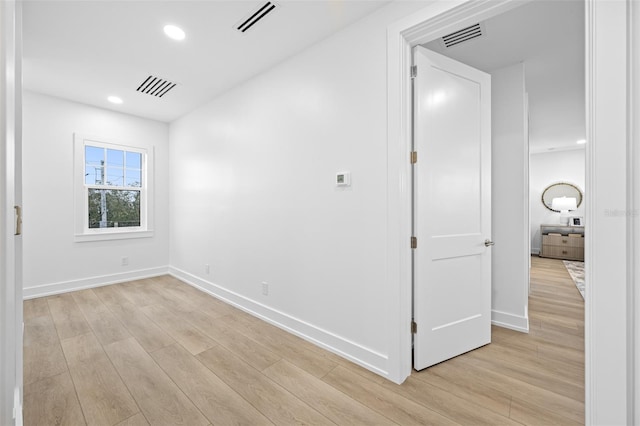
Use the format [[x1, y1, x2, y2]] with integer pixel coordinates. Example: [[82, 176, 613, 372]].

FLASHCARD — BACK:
[[542, 182, 583, 212]]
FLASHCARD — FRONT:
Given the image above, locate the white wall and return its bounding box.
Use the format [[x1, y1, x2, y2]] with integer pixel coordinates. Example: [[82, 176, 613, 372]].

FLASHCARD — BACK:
[[530, 149, 585, 253], [22, 91, 170, 298], [169, 1, 427, 376], [490, 62, 529, 332]]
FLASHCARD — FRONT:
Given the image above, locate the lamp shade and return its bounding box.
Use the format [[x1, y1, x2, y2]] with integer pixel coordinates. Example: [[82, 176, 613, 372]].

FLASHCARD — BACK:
[[551, 196, 577, 212]]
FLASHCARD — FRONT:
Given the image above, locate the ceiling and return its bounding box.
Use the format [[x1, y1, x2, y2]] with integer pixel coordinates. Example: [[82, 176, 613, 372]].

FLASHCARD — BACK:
[[22, 0, 389, 123], [23, 0, 585, 151], [423, 0, 585, 153]]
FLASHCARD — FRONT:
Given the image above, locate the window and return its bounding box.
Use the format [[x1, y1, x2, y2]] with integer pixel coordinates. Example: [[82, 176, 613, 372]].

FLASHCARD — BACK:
[[74, 134, 154, 241], [85, 145, 142, 229]]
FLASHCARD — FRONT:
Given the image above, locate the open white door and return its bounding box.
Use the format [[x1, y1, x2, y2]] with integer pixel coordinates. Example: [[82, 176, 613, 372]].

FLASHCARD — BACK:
[[412, 46, 491, 370], [1, 0, 23, 423]]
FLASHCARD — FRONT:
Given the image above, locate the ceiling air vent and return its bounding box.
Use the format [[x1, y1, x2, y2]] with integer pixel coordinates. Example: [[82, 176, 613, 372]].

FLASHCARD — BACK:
[[236, 2, 277, 33], [136, 76, 177, 98], [441, 23, 484, 48]]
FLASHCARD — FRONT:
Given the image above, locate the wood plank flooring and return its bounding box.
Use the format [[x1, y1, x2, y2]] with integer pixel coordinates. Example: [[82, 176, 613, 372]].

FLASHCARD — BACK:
[[23, 256, 584, 425]]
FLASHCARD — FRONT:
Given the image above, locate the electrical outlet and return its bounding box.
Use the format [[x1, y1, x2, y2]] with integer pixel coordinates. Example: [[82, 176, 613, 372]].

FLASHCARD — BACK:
[[205, 264, 210, 274], [121, 257, 129, 266], [262, 282, 269, 296]]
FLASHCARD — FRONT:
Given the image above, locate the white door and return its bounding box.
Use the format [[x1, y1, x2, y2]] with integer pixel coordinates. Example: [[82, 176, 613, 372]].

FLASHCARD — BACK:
[[412, 46, 492, 370], [1, 0, 23, 423]]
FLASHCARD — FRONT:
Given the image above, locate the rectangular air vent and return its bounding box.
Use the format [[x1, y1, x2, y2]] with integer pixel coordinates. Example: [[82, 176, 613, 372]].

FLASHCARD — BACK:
[[236, 2, 277, 33], [441, 23, 483, 48], [136, 76, 176, 98]]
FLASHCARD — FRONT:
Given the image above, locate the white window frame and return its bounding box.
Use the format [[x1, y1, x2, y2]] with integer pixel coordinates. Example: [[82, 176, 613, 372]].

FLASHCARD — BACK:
[[74, 133, 154, 242]]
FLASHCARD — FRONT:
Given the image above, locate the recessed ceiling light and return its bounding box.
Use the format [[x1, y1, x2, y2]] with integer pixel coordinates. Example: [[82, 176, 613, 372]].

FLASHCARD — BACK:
[[576, 139, 586, 145], [107, 96, 123, 104], [164, 25, 186, 41]]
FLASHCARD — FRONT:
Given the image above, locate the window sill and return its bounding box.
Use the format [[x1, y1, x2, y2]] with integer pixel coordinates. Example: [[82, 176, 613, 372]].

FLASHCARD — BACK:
[[74, 229, 154, 243]]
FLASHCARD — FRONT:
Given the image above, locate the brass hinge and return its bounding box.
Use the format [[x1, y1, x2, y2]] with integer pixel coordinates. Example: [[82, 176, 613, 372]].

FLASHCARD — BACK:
[[410, 65, 417, 79], [411, 321, 417, 334], [410, 151, 417, 164], [411, 236, 417, 249]]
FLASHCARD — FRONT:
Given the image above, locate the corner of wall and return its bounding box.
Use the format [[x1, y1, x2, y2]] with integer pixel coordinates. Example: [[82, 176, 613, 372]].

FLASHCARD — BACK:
[[491, 310, 529, 333], [168, 266, 392, 379]]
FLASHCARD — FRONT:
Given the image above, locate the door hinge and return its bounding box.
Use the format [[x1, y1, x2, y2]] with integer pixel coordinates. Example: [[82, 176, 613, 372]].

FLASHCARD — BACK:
[[411, 321, 417, 334], [410, 151, 417, 164], [411, 236, 417, 249], [410, 65, 417, 79]]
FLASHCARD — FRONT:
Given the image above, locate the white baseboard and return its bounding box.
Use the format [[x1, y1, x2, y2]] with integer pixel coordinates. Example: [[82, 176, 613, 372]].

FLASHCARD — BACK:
[[23, 266, 169, 299], [531, 248, 540, 255], [491, 309, 529, 333], [169, 266, 389, 378]]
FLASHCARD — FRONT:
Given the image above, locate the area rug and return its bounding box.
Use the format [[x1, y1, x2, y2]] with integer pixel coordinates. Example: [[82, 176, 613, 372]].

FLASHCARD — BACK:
[[563, 260, 585, 300]]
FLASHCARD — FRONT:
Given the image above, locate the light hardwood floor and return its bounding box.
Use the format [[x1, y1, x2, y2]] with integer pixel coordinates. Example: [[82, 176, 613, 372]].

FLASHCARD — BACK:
[[23, 256, 584, 425]]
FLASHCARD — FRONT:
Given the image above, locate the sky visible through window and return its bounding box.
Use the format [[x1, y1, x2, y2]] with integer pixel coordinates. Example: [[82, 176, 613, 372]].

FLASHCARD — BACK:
[[85, 146, 142, 187]]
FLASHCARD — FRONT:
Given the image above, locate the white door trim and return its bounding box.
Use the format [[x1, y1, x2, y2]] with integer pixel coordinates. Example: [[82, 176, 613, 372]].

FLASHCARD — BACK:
[[632, 0, 640, 421], [584, 0, 633, 423], [1, 0, 23, 424], [387, 0, 636, 424]]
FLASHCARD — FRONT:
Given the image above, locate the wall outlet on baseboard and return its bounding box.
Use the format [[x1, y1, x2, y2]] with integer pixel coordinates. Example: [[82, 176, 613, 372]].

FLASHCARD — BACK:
[[121, 257, 129, 266], [262, 282, 269, 296]]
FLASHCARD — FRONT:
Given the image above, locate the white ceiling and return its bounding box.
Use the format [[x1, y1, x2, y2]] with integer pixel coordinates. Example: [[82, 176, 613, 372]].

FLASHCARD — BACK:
[[24, 0, 585, 151], [423, 0, 585, 153], [22, 0, 389, 123]]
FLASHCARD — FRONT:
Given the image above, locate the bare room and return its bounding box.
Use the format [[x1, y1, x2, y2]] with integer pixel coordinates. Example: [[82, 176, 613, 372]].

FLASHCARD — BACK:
[[1, 0, 637, 425]]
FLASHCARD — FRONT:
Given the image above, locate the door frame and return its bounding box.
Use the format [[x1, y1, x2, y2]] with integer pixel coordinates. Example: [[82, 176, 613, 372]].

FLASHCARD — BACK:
[[386, 0, 637, 423], [1, 0, 23, 424], [633, 0, 640, 422], [384, 0, 530, 384]]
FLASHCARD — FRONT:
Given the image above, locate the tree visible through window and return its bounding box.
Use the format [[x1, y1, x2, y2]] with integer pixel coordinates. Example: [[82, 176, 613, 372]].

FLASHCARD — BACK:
[[85, 145, 143, 228]]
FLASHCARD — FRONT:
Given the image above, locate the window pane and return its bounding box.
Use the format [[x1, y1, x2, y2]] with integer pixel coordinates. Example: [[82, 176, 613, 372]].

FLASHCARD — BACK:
[[126, 151, 141, 169], [106, 149, 124, 167], [125, 169, 142, 187], [88, 189, 140, 228], [106, 190, 141, 228], [88, 189, 102, 228], [85, 146, 104, 185], [106, 167, 124, 186]]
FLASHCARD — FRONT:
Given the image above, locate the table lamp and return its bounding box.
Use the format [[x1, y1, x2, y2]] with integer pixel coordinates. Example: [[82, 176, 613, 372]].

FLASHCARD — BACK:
[[551, 196, 577, 225]]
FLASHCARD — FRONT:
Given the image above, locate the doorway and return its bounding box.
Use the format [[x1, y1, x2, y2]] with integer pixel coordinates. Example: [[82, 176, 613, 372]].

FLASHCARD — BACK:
[[411, 0, 586, 368], [388, 0, 635, 422]]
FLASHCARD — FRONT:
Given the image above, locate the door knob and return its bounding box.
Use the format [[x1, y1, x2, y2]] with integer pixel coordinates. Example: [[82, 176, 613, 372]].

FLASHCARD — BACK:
[[484, 239, 494, 247]]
